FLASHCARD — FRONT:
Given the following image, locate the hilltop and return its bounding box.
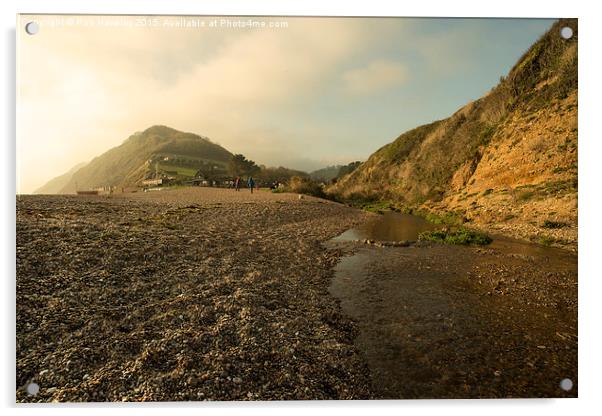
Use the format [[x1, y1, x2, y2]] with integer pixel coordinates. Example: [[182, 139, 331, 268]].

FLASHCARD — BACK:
[[38, 126, 317, 194], [328, 19, 578, 248], [48, 126, 234, 193]]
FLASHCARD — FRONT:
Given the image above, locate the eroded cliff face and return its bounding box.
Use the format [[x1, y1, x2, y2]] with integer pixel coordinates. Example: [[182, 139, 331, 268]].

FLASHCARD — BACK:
[[432, 90, 577, 247], [329, 19, 577, 248]]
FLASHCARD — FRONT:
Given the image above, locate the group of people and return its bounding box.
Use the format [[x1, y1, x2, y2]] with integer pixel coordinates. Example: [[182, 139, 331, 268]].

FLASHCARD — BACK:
[[234, 176, 256, 193], [232, 177, 282, 193]]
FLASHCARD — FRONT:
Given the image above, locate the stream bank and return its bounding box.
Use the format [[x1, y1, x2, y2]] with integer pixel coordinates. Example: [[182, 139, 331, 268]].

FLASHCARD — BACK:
[[327, 212, 577, 398]]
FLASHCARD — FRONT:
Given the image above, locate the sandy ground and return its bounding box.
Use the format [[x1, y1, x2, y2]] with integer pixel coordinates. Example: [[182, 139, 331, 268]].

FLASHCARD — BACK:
[[16, 188, 373, 402], [16, 187, 577, 401]]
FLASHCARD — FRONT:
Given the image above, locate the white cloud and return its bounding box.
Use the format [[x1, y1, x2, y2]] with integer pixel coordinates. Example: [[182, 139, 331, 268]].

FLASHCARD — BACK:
[[16, 16, 550, 193], [342, 60, 408, 95], [17, 16, 372, 192]]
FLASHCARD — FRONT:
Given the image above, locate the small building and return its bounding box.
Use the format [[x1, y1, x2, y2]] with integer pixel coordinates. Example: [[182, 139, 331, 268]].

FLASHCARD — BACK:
[[141, 178, 164, 187]]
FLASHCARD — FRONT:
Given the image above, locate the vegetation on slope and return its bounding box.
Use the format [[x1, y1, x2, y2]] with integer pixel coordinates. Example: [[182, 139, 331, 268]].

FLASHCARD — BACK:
[[418, 228, 492, 246], [310, 162, 363, 183], [58, 126, 233, 193], [327, 19, 578, 248]]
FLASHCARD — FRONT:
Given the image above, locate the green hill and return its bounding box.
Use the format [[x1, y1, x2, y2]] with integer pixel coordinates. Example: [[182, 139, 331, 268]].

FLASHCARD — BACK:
[[328, 19, 578, 248], [57, 125, 233, 193]]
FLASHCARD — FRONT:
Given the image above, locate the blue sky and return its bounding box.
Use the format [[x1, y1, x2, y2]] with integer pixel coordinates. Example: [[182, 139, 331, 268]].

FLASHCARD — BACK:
[[258, 18, 555, 163], [18, 16, 555, 192]]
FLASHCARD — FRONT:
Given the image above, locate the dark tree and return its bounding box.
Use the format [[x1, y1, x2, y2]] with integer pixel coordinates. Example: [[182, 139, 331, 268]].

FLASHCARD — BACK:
[[228, 154, 260, 177]]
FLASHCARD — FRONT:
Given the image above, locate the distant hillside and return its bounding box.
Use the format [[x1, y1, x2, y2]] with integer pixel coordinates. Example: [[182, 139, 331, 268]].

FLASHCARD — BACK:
[[57, 125, 233, 193], [310, 166, 342, 182], [258, 166, 309, 184], [310, 162, 362, 182], [34, 162, 87, 194], [329, 19, 578, 248]]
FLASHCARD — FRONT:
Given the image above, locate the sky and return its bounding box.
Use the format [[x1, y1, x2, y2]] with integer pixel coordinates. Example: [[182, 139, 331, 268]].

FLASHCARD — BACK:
[[17, 15, 555, 193]]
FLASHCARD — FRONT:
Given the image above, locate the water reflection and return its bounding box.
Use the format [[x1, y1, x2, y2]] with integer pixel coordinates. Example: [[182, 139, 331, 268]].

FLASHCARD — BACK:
[[333, 211, 575, 264], [333, 212, 439, 242], [488, 235, 575, 265]]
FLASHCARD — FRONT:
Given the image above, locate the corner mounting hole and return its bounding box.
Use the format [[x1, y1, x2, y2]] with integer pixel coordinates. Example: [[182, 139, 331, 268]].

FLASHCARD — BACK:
[[560, 26, 573, 40], [25, 21, 39, 35], [560, 378, 573, 391], [26, 382, 40, 396]]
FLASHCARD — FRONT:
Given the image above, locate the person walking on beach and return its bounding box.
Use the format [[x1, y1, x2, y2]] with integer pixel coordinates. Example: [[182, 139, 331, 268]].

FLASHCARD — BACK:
[[235, 176, 240, 191], [248, 176, 255, 194]]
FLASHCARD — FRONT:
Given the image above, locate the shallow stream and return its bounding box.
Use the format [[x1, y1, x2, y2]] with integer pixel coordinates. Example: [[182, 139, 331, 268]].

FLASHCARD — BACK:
[[328, 211, 578, 398], [332, 211, 573, 265]]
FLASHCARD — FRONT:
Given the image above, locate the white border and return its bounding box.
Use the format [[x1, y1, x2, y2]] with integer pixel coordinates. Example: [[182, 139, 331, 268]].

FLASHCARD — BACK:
[[2, 1, 601, 415]]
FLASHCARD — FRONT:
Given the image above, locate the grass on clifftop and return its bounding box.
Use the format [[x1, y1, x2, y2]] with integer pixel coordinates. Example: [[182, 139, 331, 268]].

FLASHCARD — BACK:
[[419, 228, 492, 246]]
